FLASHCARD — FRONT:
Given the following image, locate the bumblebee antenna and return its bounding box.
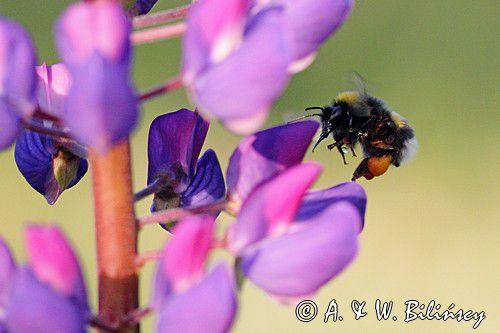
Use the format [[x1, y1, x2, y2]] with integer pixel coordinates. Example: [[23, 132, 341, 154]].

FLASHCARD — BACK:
[[286, 113, 322, 124], [305, 106, 324, 111]]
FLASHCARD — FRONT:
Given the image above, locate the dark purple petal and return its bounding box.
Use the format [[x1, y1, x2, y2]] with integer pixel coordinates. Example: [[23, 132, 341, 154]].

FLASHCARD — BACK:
[[227, 163, 321, 254], [296, 181, 366, 231], [24, 225, 88, 312], [157, 264, 237, 333], [0, 17, 37, 117], [14, 131, 88, 205], [226, 120, 318, 209], [181, 149, 225, 208], [35, 63, 71, 117], [192, 6, 291, 134], [128, 0, 158, 16], [240, 202, 359, 298], [0, 237, 15, 308], [182, 0, 250, 83], [0, 100, 21, 150], [56, 2, 137, 151], [279, 0, 354, 72], [6, 267, 86, 333], [148, 109, 209, 191]]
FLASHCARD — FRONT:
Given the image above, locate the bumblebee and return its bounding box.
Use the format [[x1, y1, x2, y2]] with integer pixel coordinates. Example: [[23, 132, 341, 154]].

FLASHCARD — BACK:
[[305, 90, 417, 181]]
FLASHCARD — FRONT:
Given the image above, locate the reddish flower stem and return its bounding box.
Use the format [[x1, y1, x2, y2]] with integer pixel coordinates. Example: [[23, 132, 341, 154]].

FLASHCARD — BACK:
[[131, 22, 187, 45], [138, 76, 183, 102], [90, 140, 139, 333], [133, 5, 190, 28], [137, 200, 228, 228], [21, 118, 72, 139], [135, 250, 162, 268]]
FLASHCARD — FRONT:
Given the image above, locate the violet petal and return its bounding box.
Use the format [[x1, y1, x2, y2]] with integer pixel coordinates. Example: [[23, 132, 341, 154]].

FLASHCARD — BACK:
[[226, 120, 318, 207], [157, 264, 237, 333], [240, 202, 360, 298], [0, 100, 21, 150], [192, 6, 291, 134], [0, 17, 37, 117], [0, 237, 15, 308], [296, 181, 366, 231], [181, 149, 225, 209], [6, 267, 86, 333], [61, 55, 138, 152], [56, 2, 137, 151], [279, 0, 354, 72]]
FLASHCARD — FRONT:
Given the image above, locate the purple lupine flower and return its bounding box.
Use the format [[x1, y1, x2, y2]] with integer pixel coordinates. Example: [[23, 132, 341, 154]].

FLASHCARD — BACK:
[[15, 130, 88, 205], [182, 0, 291, 134], [147, 109, 225, 212], [227, 163, 365, 299], [15, 63, 87, 205], [0, 17, 37, 150], [0, 226, 88, 332], [226, 120, 319, 213], [56, 1, 138, 151], [153, 215, 237, 333], [128, 0, 158, 16], [257, 0, 354, 72]]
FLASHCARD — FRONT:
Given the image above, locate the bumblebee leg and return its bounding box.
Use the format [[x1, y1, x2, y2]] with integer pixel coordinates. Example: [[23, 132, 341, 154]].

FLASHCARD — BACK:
[[352, 158, 370, 181], [337, 146, 347, 165], [327, 142, 339, 150], [350, 146, 357, 157]]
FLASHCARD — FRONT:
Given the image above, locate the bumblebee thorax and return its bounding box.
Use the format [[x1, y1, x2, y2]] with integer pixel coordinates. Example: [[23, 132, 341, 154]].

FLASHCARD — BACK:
[[335, 91, 361, 107]]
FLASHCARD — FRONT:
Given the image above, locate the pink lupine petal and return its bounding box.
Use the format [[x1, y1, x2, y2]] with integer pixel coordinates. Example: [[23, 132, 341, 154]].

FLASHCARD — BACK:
[[163, 215, 215, 293], [157, 264, 237, 333], [57, 2, 130, 64], [182, 0, 250, 82], [226, 120, 319, 209], [240, 202, 360, 298], [192, 6, 290, 134], [227, 163, 322, 254], [24, 225, 87, 310], [35, 63, 71, 117]]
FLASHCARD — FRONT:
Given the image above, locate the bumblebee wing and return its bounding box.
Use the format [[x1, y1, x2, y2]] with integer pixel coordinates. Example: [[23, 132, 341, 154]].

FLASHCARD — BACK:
[[351, 71, 370, 98]]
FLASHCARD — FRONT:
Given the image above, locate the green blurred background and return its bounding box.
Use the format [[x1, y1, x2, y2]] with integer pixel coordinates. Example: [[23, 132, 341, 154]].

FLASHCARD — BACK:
[[1, 0, 499, 332]]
